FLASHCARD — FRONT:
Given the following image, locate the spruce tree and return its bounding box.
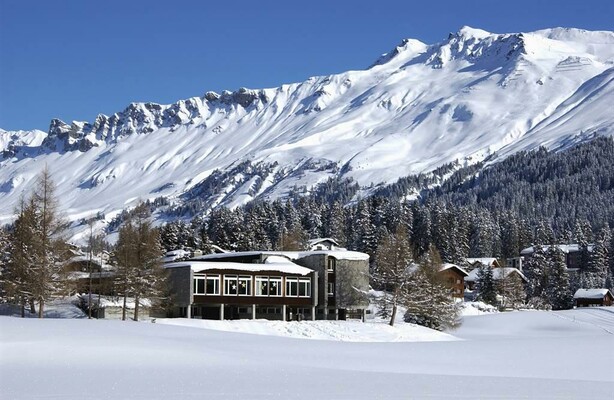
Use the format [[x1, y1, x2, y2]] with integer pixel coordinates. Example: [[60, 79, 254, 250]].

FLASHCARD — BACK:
[[523, 244, 549, 308], [547, 246, 572, 310], [476, 264, 497, 306]]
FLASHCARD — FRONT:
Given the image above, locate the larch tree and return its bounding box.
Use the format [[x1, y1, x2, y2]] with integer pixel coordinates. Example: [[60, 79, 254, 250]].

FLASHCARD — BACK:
[[114, 202, 166, 321], [497, 272, 526, 310], [3, 169, 69, 318], [30, 168, 70, 317], [372, 224, 416, 326], [403, 245, 461, 331]]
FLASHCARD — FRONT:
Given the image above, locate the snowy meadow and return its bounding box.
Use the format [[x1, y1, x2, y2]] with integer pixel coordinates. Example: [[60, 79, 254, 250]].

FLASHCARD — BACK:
[[1, 307, 613, 399]]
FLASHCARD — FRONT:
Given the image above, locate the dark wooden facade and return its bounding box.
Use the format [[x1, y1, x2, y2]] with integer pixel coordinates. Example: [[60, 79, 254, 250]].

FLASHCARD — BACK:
[[575, 291, 614, 307], [438, 266, 467, 298]]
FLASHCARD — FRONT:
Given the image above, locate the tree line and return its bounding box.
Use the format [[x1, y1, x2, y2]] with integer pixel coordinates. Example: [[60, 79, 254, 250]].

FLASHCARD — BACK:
[[0, 169, 166, 320]]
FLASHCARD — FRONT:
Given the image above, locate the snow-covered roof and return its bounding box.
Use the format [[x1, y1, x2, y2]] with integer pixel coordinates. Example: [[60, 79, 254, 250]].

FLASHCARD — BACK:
[[165, 260, 313, 276], [520, 244, 595, 255], [162, 249, 191, 263], [439, 263, 469, 276], [466, 258, 498, 266], [573, 289, 613, 299], [66, 271, 116, 280], [465, 268, 526, 282], [308, 238, 340, 247], [194, 249, 370, 262]]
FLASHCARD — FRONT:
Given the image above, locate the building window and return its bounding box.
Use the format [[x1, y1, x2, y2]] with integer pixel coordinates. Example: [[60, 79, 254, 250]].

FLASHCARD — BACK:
[[238, 276, 252, 296], [299, 278, 311, 297], [327, 258, 336, 273], [194, 275, 206, 294], [224, 275, 238, 295], [269, 277, 282, 296], [194, 274, 220, 295], [286, 278, 298, 297], [256, 276, 268, 296], [255, 276, 282, 296], [206, 275, 220, 295], [328, 282, 334, 296]]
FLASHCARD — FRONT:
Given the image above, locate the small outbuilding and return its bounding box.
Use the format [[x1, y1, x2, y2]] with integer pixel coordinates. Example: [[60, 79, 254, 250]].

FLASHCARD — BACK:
[[573, 289, 614, 307]]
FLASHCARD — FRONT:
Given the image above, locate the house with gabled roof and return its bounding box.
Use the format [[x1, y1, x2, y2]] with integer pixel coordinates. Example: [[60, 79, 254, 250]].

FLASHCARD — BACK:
[[464, 267, 527, 291], [466, 258, 501, 270], [438, 264, 468, 299], [573, 289, 613, 307]]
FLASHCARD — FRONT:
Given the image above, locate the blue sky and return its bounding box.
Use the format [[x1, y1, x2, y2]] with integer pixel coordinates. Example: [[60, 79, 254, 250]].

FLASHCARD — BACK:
[[1, 0, 612, 131]]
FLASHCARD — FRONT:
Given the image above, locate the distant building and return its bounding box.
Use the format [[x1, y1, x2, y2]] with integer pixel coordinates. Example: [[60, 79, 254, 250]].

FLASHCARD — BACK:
[[466, 258, 501, 270], [519, 244, 594, 271], [438, 264, 469, 299], [464, 267, 527, 291], [307, 238, 342, 251], [573, 289, 613, 307]]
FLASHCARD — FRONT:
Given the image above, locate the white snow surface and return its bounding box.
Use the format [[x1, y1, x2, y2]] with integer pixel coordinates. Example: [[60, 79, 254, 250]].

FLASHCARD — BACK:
[[166, 260, 313, 276], [1, 27, 614, 239], [1, 307, 613, 399], [573, 288, 613, 299]]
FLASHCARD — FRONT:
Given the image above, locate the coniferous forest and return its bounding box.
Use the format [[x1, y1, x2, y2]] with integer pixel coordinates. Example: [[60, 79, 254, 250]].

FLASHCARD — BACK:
[[153, 138, 614, 303]]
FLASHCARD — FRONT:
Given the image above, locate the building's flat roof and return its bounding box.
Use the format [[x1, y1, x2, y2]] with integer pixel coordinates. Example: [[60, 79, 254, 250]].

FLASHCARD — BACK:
[[520, 244, 595, 255], [165, 260, 313, 276], [193, 249, 370, 262]]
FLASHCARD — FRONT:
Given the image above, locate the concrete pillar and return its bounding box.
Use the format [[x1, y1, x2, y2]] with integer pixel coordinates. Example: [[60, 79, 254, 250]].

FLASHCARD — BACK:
[[220, 304, 224, 320], [186, 304, 191, 319], [311, 306, 316, 321], [334, 308, 339, 321], [282, 305, 287, 321], [252, 304, 256, 320], [323, 307, 328, 320]]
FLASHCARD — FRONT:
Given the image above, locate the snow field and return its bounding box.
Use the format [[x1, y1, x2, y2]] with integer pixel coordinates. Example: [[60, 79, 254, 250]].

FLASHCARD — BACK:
[[1, 307, 613, 399]]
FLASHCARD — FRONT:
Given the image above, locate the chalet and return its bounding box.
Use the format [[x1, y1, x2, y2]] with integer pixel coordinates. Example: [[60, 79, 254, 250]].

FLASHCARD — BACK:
[[165, 249, 370, 321], [465, 258, 501, 271], [464, 267, 527, 291], [307, 238, 342, 251], [64, 254, 116, 295], [573, 289, 614, 307], [438, 264, 468, 299]]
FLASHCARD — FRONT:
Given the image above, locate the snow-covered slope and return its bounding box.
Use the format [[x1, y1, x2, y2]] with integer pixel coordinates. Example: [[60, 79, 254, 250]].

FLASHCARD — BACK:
[[1, 27, 613, 229]]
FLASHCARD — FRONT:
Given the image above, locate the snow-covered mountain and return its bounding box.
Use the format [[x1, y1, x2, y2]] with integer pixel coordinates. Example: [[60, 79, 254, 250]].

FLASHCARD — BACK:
[[1, 26, 613, 233]]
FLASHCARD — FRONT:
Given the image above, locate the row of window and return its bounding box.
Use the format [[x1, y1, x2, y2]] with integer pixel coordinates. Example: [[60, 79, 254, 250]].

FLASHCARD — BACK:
[[193, 274, 312, 298]]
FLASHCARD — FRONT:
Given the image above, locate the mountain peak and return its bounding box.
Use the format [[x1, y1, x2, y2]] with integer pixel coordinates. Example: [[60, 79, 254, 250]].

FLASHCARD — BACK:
[[455, 26, 492, 40], [370, 38, 428, 67]]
